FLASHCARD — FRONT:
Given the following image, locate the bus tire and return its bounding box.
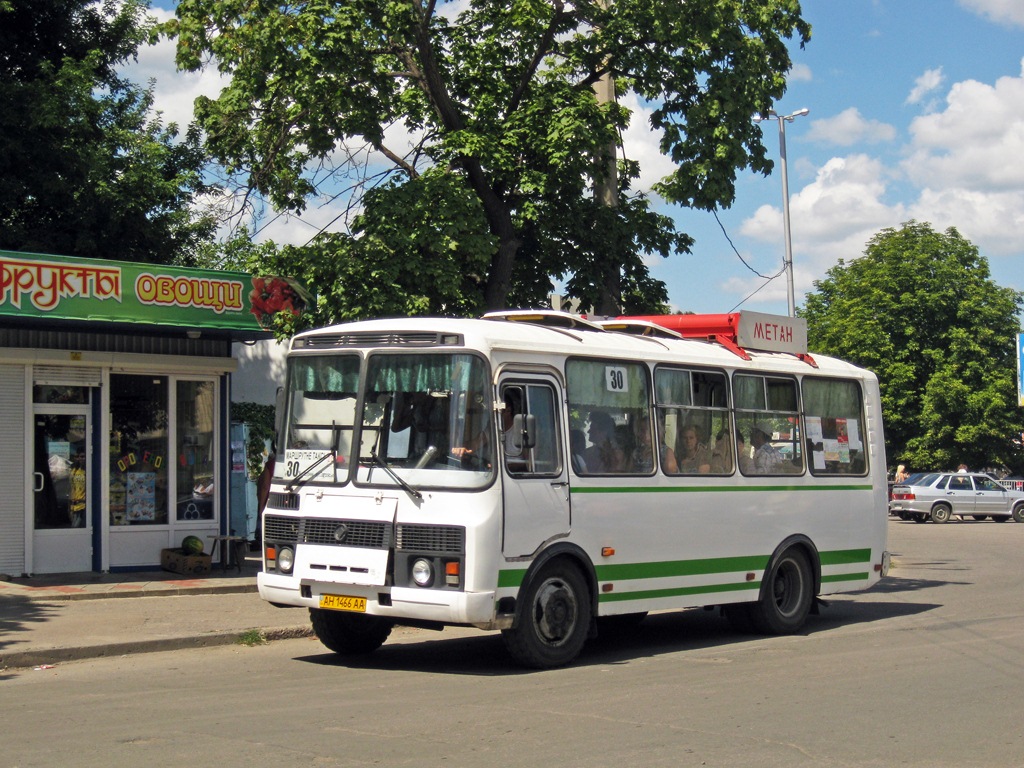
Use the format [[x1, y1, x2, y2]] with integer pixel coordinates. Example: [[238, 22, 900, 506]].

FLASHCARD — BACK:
[[748, 548, 813, 635], [309, 608, 393, 655], [502, 561, 591, 669], [1012, 504, 1024, 523], [930, 503, 952, 524]]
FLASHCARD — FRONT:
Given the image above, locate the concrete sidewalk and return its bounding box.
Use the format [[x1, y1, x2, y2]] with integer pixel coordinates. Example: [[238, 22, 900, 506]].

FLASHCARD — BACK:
[[0, 558, 314, 670]]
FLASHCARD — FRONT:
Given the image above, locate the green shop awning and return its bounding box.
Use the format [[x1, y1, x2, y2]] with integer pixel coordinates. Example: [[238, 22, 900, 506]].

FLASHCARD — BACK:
[[0, 249, 307, 340]]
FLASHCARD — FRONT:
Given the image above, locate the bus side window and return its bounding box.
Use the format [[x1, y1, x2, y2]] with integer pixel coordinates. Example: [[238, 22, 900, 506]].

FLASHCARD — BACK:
[[802, 378, 867, 477], [501, 382, 561, 476]]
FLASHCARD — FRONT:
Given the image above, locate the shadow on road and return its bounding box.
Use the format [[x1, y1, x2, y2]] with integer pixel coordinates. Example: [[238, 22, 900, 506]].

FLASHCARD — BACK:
[[0, 597, 62, 680], [291, 592, 940, 676]]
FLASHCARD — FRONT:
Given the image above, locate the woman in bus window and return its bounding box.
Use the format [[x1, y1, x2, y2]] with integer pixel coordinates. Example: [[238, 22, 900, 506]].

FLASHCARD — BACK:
[[677, 424, 711, 473]]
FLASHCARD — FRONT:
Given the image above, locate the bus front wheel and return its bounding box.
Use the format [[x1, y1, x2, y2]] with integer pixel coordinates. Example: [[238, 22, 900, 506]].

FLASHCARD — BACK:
[[309, 608, 393, 655], [748, 548, 813, 635], [502, 561, 591, 669]]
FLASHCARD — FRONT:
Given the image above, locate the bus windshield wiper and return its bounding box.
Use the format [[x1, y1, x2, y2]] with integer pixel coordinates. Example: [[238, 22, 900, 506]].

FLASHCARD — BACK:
[[365, 447, 422, 501], [286, 422, 340, 492]]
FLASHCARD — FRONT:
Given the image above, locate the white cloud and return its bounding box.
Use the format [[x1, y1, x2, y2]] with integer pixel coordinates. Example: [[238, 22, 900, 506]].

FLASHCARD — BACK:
[[129, 7, 228, 131], [958, 0, 1024, 27], [906, 67, 945, 105], [788, 63, 813, 83], [619, 92, 675, 193], [805, 108, 897, 146], [736, 154, 906, 303], [903, 60, 1024, 192]]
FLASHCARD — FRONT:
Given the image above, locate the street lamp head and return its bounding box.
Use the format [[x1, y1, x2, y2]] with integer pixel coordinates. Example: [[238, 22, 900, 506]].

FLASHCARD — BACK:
[[792, 107, 810, 118]]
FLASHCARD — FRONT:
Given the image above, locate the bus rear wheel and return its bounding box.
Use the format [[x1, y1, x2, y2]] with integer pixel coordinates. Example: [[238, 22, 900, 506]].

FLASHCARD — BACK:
[[748, 548, 813, 635], [502, 561, 591, 669], [309, 608, 393, 655]]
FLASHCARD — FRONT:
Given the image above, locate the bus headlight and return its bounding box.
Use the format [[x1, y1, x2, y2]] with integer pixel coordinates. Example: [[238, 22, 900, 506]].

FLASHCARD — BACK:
[[411, 558, 434, 587], [277, 546, 295, 574]]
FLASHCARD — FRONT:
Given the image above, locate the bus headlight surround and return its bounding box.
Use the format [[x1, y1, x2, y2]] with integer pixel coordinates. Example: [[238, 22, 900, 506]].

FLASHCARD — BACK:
[[411, 558, 434, 587], [277, 545, 295, 574]]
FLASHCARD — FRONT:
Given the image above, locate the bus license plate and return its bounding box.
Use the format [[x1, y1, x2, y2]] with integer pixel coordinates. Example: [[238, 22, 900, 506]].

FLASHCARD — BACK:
[[319, 594, 367, 612]]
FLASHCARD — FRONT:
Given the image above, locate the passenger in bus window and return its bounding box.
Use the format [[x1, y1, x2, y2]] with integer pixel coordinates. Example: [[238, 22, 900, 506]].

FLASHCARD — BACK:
[[677, 424, 711, 473], [569, 428, 588, 473], [632, 416, 677, 473], [584, 411, 624, 473], [736, 432, 753, 474], [710, 430, 733, 474], [751, 423, 783, 473]]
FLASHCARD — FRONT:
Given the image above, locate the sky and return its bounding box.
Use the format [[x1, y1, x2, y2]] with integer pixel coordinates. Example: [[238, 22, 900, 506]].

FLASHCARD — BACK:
[[139, 0, 1024, 318]]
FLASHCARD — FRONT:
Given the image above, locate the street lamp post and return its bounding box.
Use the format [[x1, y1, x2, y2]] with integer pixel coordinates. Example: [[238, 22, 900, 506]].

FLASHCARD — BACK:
[[755, 108, 809, 317]]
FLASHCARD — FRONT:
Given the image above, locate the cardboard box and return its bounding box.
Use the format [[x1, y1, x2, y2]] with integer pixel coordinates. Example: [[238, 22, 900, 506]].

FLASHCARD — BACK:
[[161, 548, 212, 575]]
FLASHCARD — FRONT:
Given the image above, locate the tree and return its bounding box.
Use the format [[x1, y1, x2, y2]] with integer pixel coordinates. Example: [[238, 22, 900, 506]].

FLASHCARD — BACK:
[[803, 221, 1024, 475], [0, 0, 217, 264], [166, 0, 810, 314]]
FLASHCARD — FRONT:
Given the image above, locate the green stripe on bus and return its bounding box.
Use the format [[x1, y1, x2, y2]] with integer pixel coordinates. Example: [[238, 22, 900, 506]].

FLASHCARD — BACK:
[[820, 572, 870, 583], [499, 548, 872, 590], [598, 580, 759, 603], [594, 554, 769, 581], [497, 569, 527, 588], [571, 484, 873, 494], [819, 548, 872, 565]]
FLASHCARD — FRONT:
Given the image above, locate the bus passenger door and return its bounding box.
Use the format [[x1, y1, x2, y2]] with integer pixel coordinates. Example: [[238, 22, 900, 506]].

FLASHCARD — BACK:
[[499, 376, 571, 558]]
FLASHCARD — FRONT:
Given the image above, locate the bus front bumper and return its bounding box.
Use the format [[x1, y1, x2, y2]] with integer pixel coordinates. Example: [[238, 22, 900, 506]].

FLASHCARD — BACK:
[[258, 572, 503, 629]]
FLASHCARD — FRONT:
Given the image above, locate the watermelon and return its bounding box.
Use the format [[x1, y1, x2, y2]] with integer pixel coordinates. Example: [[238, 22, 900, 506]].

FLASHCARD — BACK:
[[181, 535, 204, 555]]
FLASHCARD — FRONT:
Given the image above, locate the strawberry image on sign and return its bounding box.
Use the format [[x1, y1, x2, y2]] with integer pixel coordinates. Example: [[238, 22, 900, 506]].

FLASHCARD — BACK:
[[249, 276, 305, 329]]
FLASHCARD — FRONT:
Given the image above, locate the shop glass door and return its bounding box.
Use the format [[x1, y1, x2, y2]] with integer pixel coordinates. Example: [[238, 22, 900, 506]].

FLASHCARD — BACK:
[[33, 406, 92, 573]]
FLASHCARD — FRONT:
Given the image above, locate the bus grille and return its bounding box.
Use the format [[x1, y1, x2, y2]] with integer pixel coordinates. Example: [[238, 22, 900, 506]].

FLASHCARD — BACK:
[[302, 518, 391, 548], [266, 492, 299, 510], [264, 515, 299, 544], [396, 524, 465, 553]]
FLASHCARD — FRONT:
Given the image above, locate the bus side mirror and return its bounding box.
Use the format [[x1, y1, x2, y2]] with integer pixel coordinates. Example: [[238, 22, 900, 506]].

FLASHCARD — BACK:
[[511, 414, 537, 450]]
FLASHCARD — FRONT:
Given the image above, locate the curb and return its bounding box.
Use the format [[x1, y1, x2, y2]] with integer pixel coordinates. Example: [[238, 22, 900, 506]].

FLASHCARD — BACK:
[[0, 625, 314, 671], [0, 582, 258, 603]]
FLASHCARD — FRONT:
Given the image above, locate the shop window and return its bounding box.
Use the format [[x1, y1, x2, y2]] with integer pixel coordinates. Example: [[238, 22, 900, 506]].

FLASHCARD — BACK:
[[109, 375, 169, 525], [176, 381, 216, 521], [33, 385, 89, 404]]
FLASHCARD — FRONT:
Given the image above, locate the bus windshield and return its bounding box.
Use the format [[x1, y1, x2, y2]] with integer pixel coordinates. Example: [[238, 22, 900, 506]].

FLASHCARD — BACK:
[[282, 354, 360, 485], [356, 353, 493, 490], [280, 351, 494, 490]]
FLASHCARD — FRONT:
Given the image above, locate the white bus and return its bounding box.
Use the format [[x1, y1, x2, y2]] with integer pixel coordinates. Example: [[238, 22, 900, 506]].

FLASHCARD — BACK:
[[258, 310, 890, 668]]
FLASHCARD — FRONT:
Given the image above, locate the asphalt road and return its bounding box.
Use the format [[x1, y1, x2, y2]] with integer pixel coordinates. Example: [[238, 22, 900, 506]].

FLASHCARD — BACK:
[[4, 518, 1024, 768]]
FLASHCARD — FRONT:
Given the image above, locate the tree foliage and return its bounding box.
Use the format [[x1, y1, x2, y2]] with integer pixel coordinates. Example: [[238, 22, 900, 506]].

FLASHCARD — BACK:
[[803, 221, 1024, 475], [167, 0, 810, 315], [0, 0, 217, 264]]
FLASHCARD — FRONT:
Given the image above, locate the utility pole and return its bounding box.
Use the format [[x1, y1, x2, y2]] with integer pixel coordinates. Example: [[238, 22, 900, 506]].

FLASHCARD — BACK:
[[754, 108, 809, 317], [593, 0, 620, 317]]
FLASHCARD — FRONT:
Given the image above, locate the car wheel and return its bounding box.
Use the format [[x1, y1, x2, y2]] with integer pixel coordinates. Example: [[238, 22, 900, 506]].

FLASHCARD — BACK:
[[931, 504, 952, 524], [992, 515, 1008, 523], [913, 513, 929, 523], [1013, 504, 1024, 523], [971, 515, 988, 521]]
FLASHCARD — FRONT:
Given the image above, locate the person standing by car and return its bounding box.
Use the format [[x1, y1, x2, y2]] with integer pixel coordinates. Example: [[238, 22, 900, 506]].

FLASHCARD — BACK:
[[894, 464, 909, 483]]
